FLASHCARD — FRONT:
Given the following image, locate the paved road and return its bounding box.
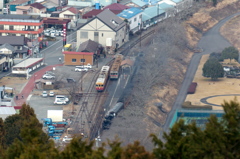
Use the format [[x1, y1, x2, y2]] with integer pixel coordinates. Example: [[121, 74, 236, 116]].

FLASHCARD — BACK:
[[162, 12, 240, 135]]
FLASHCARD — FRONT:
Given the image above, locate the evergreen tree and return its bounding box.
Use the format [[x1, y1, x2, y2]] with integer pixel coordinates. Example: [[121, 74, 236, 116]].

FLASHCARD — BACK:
[[202, 58, 224, 80], [221, 46, 239, 63]]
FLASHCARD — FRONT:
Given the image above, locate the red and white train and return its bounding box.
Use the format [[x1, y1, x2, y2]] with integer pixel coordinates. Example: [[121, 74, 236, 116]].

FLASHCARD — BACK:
[[110, 54, 123, 79], [95, 66, 110, 91]]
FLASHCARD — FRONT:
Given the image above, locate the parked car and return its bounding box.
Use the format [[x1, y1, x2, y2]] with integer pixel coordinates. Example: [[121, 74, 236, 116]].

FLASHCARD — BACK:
[[49, 91, 55, 97], [75, 66, 88, 72], [54, 99, 67, 105], [83, 63, 92, 69], [42, 91, 48, 98], [42, 74, 55, 79], [55, 95, 69, 102]]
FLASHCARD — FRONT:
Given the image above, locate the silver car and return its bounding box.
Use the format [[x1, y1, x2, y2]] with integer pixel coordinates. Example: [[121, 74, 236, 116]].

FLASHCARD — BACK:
[[42, 74, 55, 79]]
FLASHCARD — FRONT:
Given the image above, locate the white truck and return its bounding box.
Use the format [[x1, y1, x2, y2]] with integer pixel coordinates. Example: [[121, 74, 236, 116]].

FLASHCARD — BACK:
[[83, 63, 92, 69]]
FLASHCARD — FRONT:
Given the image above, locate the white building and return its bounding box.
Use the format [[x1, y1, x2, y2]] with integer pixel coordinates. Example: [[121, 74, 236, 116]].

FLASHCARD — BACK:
[[117, 7, 143, 34]]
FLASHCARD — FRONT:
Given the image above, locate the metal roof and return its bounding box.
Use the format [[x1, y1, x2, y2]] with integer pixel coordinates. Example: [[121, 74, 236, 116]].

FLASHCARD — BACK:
[[171, 0, 182, 3], [103, 3, 130, 11], [0, 14, 41, 20], [142, 0, 160, 5], [0, 107, 16, 120], [117, 7, 143, 19], [96, 9, 125, 32], [0, 43, 15, 51], [131, 0, 147, 7], [158, 2, 174, 10], [13, 58, 43, 68], [142, 6, 165, 21]]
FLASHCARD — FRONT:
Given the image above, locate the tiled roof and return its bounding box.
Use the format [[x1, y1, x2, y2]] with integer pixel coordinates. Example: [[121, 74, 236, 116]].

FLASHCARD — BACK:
[[103, 3, 130, 11], [29, 3, 46, 10], [82, 9, 121, 19], [61, 7, 79, 14], [0, 36, 25, 45], [117, 7, 142, 19], [96, 9, 125, 32], [78, 39, 99, 53], [0, 14, 41, 20], [0, 43, 15, 51]]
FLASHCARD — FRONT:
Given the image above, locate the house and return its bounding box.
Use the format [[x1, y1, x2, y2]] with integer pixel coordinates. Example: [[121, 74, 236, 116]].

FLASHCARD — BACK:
[[58, 7, 80, 27], [64, 39, 102, 66], [103, 3, 130, 12], [0, 43, 14, 71], [125, 0, 148, 9], [0, 36, 29, 59], [157, 2, 175, 18], [16, 6, 33, 14], [7, 0, 31, 14], [0, 14, 44, 42], [77, 9, 128, 54], [29, 2, 46, 13], [82, 9, 121, 19], [0, 86, 14, 107], [117, 7, 143, 34], [141, 6, 165, 29], [170, 0, 193, 13]]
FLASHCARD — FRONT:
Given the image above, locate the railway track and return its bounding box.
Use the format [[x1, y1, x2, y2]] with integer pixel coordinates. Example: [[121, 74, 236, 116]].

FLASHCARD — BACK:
[[70, 29, 155, 139]]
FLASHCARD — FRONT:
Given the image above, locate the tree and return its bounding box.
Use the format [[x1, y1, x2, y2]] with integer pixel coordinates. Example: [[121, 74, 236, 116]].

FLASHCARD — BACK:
[[151, 98, 240, 158], [221, 46, 239, 63], [202, 58, 224, 80]]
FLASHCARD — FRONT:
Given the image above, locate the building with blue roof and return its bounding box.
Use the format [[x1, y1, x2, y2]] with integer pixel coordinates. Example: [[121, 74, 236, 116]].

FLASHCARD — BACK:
[[117, 7, 143, 34], [142, 0, 160, 5], [141, 5, 165, 29], [157, 2, 175, 18]]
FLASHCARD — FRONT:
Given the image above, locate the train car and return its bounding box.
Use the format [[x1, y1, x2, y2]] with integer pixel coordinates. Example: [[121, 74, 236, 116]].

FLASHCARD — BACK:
[[96, 66, 110, 91], [110, 55, 123, 79]]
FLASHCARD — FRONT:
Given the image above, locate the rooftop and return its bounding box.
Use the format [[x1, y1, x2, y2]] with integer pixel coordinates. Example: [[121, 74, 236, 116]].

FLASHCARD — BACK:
[[29, 2, 46, 10], [131, 0, 148, 7], [82, 9, 121, 19], [117, 7, 143, 19], [142, 6, 165, 21], [103, 3, 130, 11], [0, 14, 41, 20], [0, 36, 25, 46], [96, 9, 125, 32], [61, 6, 79, 14], [78, 39, 100, 53], [0, 107, 16, 120], [158, 2, 174, 10], [7, 0, 29, 5], [13, 58, 43, 68]]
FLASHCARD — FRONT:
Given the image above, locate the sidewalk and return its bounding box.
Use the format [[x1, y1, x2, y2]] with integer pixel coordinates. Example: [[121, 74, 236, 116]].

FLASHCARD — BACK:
[[14, 64, 63, 106]]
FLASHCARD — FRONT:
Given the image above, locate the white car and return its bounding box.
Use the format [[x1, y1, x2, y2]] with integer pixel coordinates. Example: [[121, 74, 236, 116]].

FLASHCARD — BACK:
[[55, 95, 69, 102], [42, 74, 55, 80], [75, 67, 88, 72], [54, 99, 67, 105], [83, 64, 92, 69], [42, 91, 48, 98], [49, 91, 55, 97]]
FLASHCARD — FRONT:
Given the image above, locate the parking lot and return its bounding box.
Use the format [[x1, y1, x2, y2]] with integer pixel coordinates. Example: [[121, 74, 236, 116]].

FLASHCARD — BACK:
[[28, 95, 64, 122]]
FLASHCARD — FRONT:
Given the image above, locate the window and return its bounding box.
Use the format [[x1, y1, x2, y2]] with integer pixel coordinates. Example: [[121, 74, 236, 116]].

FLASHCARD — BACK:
[[94, 32, 99, 36], [72, 59, 76, 62], [102, 33, 104, 37], [0, 25, 3, 30], [129, 20, 131, 24], [80, 32, 88, 38], [134, 18, 137, 22], [139, 14, 142, 18], [9, 25, 14, 30], [80, 59, 85, 63]]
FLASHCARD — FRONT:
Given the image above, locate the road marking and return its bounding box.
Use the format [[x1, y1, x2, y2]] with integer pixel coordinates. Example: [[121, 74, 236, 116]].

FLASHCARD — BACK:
[[27, 94, 33, 102], [109, 77, 122, 110]]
